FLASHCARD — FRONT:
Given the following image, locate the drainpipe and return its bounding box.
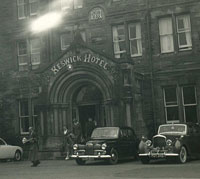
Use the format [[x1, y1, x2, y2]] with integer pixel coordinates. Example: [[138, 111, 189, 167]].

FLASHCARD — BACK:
[[146, 0, 156, 134]]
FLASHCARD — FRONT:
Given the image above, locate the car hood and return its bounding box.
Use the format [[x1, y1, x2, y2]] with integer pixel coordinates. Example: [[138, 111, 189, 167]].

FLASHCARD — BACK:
[[154, 134, 183, 141], [86, 139, 117, 145]]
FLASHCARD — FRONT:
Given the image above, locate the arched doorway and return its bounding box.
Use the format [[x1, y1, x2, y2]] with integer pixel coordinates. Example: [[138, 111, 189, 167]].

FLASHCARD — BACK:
[[72, 84, 105, 138]]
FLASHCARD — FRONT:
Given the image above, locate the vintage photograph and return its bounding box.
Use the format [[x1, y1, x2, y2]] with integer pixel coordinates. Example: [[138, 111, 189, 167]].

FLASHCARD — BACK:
[[0, 0, 200, 178]]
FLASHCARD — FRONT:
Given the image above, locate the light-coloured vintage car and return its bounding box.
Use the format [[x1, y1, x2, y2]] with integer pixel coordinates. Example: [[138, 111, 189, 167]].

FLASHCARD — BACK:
[[0, 138, 23, 161], [139, 123, 200, 164]]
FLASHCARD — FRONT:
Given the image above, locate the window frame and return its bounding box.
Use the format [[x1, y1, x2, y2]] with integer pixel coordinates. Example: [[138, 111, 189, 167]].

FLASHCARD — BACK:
[[128, 22, 142, 57], [17, 0, 26, 19], [181, 85, 197, 123], [176, 14, 192, 51], [163, 86, 179, 123], [112, 24, 126, 59], [159, 17, 174, 53]]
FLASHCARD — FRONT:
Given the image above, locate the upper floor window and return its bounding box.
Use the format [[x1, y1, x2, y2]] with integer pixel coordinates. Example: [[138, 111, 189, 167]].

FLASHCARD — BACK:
[[159, 17, 174, 53], [176, 15, 192, 50], [61, 0, 83, 11], [17, 38, 41, 71], [17, 0, 38, 19], [60, 30, 86, 51], [112, 23, 142, 59], [128, 23, 142, 57], [112, 25, 126, 59]]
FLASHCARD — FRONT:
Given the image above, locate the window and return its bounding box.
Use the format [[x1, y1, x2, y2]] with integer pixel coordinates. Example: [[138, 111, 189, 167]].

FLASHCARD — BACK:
[[112, 23, 143, 59], [112, 25, 126, 58], [60, 32, 73, 50], [60, 30, 86, 50], [19, 99, 29, 134], [159, 17, 174, 53], [182, 86, 197, 123], [18, 40, 28, 71], [19, 99, 38, 134], [163, 87, 179, 123], [30, 38, 40, 69], [163, 85, 197, 123], [17, 0, 38, 19], [61, 0, 82, 10], [17, 0, 26, 19], [17, 38, 41, 71], [29, 0, 38, 16], [128, 23, 142, 57], [176, 15, 192, 50]]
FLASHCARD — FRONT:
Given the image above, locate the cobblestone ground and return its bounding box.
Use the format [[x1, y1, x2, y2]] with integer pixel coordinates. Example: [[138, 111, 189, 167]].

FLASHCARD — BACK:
[[0, 159, 200, 179]]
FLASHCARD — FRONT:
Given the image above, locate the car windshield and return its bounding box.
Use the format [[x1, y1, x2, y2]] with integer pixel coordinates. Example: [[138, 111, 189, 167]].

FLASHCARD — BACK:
[[91, 127, 119, 139], [158, 124, 187, 135]]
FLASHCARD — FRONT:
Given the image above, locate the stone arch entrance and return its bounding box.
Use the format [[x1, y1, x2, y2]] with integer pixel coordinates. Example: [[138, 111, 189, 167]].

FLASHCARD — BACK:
[[47, 66, 114, 136], [71, 84, 105, 138]]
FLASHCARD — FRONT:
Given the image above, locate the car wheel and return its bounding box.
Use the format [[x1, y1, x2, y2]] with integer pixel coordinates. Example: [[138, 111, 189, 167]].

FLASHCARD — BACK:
[[75, 158, 86, 165], [177, 146, 187, 164], [14, 150, 22, 161], [108, 148, 119, 165], [140, 157, 150, 164]]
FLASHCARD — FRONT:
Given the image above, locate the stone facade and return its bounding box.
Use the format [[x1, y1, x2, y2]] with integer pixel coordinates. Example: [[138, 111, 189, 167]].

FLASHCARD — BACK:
[[0, 0, 200, 159]]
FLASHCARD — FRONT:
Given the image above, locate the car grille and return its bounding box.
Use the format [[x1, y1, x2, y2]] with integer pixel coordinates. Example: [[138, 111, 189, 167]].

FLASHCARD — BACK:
[[153, 136, 166, 148], [85, 143, 94, 155]]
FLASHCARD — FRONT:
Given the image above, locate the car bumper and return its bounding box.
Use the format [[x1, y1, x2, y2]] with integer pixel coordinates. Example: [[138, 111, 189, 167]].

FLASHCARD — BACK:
[[71, 154, 111, 159], [139, 152, 179, 158]]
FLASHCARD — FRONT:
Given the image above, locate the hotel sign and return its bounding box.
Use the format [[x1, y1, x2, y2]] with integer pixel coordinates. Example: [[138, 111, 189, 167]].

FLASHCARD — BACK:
[[51, 53, 110, 75]]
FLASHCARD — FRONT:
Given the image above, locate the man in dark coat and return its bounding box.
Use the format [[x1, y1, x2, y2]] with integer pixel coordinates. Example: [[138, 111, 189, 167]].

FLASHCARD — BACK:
[[72, 119, 82, 143], [63, 126, 74, 160], [28, 127, 40, 167], [85, 117, 96, 140]]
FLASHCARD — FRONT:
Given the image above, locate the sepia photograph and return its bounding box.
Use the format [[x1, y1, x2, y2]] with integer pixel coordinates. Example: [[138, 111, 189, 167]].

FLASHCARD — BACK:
[[0, 0, 200, 178]]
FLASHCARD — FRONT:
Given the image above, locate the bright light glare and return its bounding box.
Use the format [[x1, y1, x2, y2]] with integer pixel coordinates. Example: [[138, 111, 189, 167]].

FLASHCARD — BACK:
[[31, 12, 62, 33]]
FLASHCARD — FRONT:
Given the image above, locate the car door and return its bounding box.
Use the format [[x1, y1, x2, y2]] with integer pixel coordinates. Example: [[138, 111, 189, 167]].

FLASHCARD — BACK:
[[0, 139, 9, 159], [192, 125, 200, 155]]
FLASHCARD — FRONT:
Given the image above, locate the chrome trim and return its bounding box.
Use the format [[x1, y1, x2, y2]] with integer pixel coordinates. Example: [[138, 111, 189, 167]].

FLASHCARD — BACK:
[[71, 155, 111, 158], [139, 153, 179, 157]]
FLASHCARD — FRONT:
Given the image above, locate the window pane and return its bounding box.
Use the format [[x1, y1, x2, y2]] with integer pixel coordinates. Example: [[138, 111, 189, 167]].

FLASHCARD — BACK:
[[21, 117, 30, 133], [129, 25, 136, 39], [18, 41, 27, 55], [183, 86, 196, 104], [164, 87, 177, 105], [61, 32, 72, 50], [30, 1, 38, 15], [159, 17, 174, 53], [31, 38, 40, 53], [179, 32, 187, 46], [130, 40, 138, 54], [185, 106, 197, 123], [20, 100, 29, 116], [166, 107, 179, 121]]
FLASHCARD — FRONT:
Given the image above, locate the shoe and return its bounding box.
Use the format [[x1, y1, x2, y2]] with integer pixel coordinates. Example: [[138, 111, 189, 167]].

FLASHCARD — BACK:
[[35, 161, 40, 166], [65, 157, 69, 160]]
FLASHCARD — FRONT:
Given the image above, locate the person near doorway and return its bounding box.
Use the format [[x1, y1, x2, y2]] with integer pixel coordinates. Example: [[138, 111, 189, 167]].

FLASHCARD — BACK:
[[28, 127, 40, 167], [63, 126, 74, 160], [85, 117, 96, 140], [72, 119, 82, 143]]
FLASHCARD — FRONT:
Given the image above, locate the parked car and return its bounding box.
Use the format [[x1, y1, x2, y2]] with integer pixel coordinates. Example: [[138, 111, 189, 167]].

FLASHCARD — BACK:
[[0, 138, 23, 161], [71, 126, 139, 165], [139, 123, 200, 164]]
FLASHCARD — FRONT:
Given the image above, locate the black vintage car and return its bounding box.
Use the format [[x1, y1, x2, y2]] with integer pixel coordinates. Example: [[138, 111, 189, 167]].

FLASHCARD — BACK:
[[71, 127, 138, 165], [139, 123, 200, 164]]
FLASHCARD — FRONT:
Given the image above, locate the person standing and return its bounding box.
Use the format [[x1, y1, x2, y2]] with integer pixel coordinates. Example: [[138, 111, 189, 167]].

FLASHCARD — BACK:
[[63, 126, 74, 160], [72, 119, 82, 143], [85, 117, 96, 140], [28, 127, 40, 167]]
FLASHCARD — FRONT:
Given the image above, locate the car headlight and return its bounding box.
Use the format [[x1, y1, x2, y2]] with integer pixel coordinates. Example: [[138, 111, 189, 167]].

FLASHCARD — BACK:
[[166, 139, 172, 146], [145, 140, 152, 147], [101, 143, 107, 150], [73, 144, 78, 150]]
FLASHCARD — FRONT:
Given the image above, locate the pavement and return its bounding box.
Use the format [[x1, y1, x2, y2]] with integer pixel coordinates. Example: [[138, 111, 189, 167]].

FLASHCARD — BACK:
[[0, 159, 200, 179]]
